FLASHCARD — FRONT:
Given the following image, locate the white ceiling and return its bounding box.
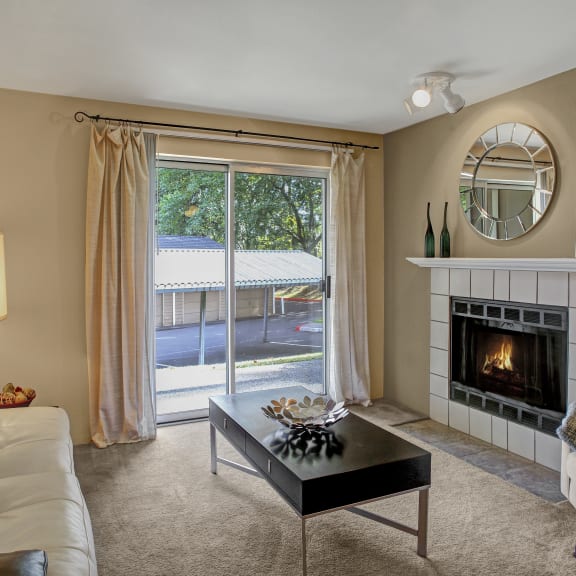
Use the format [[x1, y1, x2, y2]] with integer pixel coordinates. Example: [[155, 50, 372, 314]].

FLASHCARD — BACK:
[[2, 0, 576, 135]]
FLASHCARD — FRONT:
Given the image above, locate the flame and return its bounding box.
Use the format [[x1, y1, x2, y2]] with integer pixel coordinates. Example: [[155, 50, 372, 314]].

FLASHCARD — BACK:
[[482, 337, 514, 373]]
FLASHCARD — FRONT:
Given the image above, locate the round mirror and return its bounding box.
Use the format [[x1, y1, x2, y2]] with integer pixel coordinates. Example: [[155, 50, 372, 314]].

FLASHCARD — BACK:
[[459, 122, 556, 240]]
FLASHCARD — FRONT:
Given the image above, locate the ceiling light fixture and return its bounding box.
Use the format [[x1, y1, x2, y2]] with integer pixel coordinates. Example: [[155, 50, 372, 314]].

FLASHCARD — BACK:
[[406, 72, 465, 115]]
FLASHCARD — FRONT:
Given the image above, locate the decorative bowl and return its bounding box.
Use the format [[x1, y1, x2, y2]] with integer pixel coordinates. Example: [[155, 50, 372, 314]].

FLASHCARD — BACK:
[[0, 384, 36, 408], [0, 400, 33, 409], [261, 395, 349, 430]]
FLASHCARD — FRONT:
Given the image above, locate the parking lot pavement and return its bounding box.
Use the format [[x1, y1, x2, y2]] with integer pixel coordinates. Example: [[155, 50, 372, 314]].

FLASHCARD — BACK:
[[156, 306, 322, 368]]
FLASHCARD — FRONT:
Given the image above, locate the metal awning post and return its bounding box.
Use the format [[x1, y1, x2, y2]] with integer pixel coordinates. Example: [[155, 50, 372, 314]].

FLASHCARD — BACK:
[[262, 286, 269, 343], [199, 291, 207, 365]]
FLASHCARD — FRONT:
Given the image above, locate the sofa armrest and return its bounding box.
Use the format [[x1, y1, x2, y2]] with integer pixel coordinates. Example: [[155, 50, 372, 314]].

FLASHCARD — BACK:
[[561, 440, 571, 499]]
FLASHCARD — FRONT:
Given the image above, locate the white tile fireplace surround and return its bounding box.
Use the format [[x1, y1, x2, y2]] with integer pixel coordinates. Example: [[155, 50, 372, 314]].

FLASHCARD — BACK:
[[407, 258, 576, 473]]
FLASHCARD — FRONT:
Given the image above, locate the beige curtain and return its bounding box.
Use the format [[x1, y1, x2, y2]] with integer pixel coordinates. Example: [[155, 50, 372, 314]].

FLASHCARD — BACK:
[[85, 125, 157, 448], [328, 147, 371, 406]]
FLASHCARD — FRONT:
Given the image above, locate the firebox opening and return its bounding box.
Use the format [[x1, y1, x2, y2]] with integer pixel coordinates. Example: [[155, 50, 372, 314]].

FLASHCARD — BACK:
[[475, 328, 536, 405], [450, 298, 567, 435]]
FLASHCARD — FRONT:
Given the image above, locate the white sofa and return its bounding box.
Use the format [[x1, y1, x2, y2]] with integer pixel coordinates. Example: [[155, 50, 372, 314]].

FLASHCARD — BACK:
[[561, 440, 576, 507], [0, 406, 97, 575]]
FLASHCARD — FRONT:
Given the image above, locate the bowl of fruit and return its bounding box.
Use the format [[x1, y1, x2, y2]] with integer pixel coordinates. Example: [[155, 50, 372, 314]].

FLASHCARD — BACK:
[[0, 383, 36, 408]]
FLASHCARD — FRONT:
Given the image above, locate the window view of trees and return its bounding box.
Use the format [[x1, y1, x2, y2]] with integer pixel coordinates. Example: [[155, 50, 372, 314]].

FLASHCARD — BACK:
[[157, 168, 323, 256], [157, 169, 226, 243]]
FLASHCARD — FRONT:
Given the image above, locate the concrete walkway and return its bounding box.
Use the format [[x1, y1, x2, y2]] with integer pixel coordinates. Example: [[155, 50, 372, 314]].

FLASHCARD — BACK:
[[156, 358, 323, 416]]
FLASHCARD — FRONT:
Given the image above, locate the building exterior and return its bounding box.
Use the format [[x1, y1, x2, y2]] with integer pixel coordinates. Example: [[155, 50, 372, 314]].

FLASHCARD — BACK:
[[154, 237, 322, 329]]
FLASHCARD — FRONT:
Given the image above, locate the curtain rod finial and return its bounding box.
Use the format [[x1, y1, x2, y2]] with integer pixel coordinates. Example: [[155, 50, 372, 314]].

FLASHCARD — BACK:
[[74, 111, 100, 124]]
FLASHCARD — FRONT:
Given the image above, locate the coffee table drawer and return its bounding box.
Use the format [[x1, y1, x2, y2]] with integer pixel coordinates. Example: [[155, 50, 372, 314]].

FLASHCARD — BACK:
[[245, 434, 301, 511], [210, 403, 246, 453]]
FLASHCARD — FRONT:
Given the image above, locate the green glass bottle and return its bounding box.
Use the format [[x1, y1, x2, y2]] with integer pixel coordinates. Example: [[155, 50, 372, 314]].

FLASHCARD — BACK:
[[440, 201, 450, 258], [424, 202, 435, 257]]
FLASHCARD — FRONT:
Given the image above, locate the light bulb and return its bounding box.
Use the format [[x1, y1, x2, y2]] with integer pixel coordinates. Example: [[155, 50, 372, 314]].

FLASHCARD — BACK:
[[411, 88, 431, 108]]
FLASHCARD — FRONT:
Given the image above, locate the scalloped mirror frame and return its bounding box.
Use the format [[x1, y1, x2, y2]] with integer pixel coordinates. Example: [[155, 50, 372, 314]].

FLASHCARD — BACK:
[[459, 122, 556, 241]]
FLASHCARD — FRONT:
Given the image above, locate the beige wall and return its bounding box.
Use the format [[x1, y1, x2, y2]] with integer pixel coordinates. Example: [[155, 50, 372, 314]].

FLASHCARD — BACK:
[[383, 67, 576, 414], [0, 88, 384, 443]]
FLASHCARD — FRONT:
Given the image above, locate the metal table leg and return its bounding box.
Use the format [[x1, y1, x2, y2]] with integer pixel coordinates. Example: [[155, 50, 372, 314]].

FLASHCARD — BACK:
[[301, 517, 307, 576], [210, 423, 217, 474], [417, 488, 429, 557]]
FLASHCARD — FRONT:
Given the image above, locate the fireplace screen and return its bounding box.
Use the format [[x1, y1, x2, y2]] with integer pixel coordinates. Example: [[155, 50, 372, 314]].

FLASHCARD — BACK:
[[451, 298, 567, 424]]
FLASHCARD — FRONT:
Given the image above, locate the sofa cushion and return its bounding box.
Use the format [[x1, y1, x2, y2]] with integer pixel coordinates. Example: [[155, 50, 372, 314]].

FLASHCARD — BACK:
[[0, 550, 47, 576], [0, 407, 70, 448], [0, 472, 96, 576], [0, 439, 74, 478], [0, 407, 74, 479]]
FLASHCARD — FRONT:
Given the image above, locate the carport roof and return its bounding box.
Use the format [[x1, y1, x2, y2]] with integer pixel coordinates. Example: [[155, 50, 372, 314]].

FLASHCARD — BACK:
[[155, 249, 322, 292], [157, 235, 224, 249]]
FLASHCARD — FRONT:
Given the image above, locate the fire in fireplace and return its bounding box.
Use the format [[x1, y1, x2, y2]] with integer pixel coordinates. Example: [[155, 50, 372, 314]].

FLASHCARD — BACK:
[[481, 335, 514, 374], [450, 298, 567, 434]]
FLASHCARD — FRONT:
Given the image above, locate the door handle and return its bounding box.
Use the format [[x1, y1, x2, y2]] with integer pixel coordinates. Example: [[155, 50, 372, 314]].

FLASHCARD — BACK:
[[323, 276, 331, 299]]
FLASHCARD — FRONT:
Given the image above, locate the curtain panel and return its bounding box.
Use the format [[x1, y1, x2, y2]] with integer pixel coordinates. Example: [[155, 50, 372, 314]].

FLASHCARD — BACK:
[[328, 147, 371, 406], [85, 125, 157, 447]]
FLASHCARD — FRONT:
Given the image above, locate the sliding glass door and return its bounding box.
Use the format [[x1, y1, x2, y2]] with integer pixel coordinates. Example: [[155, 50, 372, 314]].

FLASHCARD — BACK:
[[233, 169, 326, 397], [154, 159, 328, 423]]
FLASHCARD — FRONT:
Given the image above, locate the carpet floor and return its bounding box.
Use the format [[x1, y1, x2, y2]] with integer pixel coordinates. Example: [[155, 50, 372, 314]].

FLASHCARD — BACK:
[[74, 412, 576, 576]]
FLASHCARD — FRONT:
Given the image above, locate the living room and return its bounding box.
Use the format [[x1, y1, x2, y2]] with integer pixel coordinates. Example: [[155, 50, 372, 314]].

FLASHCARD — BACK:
[[2, 2, 576, 575]]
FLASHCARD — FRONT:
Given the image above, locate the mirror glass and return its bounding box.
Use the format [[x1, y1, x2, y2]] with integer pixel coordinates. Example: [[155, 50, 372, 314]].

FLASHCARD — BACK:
[[459, 123, 556, 240]]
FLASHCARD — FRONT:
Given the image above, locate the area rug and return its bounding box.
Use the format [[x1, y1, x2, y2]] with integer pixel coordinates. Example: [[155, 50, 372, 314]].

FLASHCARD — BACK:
[[74, 414, 576, 576]]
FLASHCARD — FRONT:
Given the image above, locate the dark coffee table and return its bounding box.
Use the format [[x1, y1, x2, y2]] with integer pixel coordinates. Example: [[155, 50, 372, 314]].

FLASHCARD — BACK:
[[209, 386, 431, 575]]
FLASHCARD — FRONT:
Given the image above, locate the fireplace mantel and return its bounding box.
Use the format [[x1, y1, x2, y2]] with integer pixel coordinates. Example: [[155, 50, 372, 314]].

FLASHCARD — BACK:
[[407, 257, 576, 272]]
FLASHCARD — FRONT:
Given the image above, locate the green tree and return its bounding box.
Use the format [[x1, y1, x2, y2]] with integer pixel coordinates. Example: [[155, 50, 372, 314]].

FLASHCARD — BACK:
[[156, 168, 323, 256], [235, 173, 323, 256], [156, 169, 226, 242]]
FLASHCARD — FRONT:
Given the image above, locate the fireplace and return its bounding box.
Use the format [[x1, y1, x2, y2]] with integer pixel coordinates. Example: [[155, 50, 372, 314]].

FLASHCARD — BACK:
[[450, 297, 567, 435]]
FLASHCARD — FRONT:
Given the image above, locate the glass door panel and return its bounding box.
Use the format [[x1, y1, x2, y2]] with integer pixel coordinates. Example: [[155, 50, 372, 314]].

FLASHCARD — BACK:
[[155, 162, 227, 422], [233, 171, 326, 396]]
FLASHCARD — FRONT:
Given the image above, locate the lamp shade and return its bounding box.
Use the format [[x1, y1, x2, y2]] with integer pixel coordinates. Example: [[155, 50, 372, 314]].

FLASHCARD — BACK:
[[438, 85, 465, 114], [0, 233, 6, 320]]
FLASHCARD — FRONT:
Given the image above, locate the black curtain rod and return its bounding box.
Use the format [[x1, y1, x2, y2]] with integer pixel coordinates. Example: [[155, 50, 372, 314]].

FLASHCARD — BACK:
[[484, 155, 552, 165], [74, 111, 379, 150]]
